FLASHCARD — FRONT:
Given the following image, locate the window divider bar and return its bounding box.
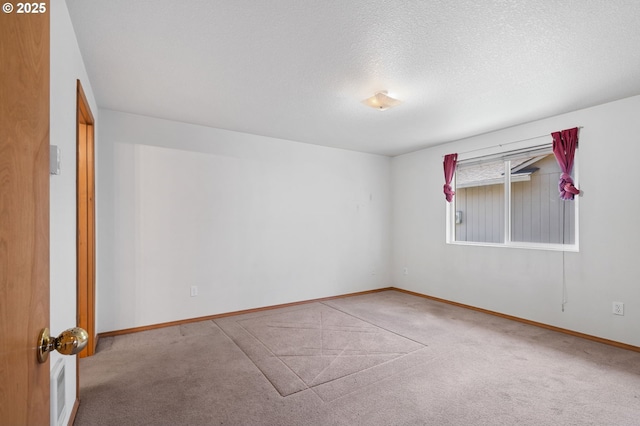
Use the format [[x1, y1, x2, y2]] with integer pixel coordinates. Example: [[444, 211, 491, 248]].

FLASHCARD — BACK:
[[504, 160, 511, 244]]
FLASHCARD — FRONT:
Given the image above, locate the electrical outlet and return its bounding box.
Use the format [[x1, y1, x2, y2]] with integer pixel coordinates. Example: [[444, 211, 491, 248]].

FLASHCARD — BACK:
[[613, 302, 624, 316], [403, 267, 409, 275], [190, 286, 198, 297]]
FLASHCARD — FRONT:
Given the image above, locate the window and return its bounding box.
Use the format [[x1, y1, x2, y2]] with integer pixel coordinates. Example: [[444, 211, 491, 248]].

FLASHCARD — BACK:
[[447, 143, 578, 250]]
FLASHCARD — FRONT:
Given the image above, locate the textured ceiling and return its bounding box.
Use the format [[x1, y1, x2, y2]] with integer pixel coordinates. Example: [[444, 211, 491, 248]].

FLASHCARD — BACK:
[[65, 0, 640, 156]]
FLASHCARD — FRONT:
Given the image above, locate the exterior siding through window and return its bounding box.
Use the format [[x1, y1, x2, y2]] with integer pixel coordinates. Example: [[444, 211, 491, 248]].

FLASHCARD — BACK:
[[454, 155, 575, 245]]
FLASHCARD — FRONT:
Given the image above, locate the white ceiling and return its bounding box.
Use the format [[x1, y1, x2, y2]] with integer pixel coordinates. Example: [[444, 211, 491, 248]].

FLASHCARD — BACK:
[[65, 0, 640, 156]]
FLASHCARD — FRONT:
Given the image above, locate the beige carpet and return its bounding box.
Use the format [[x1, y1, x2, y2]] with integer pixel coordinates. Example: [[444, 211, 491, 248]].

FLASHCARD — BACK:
[[75, 290, 640, 425], [216, 302, 431, 401]]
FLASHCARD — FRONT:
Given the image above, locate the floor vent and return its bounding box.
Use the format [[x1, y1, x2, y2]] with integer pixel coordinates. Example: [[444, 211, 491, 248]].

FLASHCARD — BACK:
[[50, 359, 66, 426]]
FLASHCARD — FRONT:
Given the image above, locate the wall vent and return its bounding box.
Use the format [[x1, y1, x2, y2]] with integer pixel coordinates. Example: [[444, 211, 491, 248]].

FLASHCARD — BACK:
[[50, 359, 66, 426]]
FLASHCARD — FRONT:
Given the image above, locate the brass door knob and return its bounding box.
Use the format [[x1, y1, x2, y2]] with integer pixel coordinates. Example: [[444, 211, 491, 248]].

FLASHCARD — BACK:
[[37, 327, 89, 363]]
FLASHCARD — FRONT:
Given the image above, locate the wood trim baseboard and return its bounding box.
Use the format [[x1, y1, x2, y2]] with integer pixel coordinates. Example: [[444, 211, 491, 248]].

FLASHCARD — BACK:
[[391, 287, 640, 353], [97, 286, 639, 353], [97, 287, 394, 338], [68, 398, 79, 426]]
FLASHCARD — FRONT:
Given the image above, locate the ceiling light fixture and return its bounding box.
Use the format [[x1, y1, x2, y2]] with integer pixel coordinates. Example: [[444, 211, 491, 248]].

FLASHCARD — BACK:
[[362, 91, 402, 111]]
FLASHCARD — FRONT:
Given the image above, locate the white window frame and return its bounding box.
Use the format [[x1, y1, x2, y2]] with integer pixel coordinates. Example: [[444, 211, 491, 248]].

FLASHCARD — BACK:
[[446, 142, 579, 252]]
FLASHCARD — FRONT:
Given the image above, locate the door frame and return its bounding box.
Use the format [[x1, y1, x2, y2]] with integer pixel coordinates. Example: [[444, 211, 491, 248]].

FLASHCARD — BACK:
[[76, 80, 96, 359]]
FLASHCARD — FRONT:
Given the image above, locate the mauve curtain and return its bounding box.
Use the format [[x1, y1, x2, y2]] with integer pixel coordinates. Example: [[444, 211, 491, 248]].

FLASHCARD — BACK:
[[443, 153, 457, 202], [551, 127, 580, 200]]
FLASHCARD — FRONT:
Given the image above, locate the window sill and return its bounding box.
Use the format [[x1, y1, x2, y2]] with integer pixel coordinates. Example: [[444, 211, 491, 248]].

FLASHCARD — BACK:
[[446, 240, 579, 252]]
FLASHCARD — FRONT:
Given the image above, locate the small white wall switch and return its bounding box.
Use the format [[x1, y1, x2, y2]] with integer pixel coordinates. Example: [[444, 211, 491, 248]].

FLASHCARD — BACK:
[[613, 302, 624, 316], [190, 286, 198, 297], [403, 267, 409, 275], [50, 145, 61, 175]]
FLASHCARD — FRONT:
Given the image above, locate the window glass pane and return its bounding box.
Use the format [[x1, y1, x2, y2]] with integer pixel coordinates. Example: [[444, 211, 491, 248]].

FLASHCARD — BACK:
[[510, 154, 575, 244], [454, 159, 505, 243]]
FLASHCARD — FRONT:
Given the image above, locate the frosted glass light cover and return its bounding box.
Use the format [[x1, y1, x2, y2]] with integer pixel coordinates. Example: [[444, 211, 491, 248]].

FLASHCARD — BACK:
[[362, 91, 402, 110]]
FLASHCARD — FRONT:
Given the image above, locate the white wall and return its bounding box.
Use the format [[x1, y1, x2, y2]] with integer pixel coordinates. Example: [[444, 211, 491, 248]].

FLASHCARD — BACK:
[[392, 95, 640, 346], [97, 110, 391, 332], [50, 0, 99, 424]]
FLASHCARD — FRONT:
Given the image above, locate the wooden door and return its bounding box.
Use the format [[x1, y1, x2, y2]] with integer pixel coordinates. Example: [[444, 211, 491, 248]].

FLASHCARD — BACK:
[[0, 3, 51, 425]]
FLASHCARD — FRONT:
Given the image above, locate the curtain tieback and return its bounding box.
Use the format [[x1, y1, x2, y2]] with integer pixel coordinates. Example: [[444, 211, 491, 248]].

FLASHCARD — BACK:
[[443, 184, 455, 202], [559, 173, 580, 199]]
